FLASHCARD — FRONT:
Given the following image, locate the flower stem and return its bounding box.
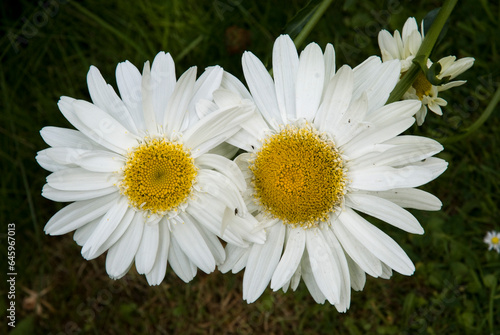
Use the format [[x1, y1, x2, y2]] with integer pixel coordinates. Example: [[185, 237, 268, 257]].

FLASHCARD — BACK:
[[293, 0, 335, 49], [386, 0, 458, 104], [440, 85, 500, 145]]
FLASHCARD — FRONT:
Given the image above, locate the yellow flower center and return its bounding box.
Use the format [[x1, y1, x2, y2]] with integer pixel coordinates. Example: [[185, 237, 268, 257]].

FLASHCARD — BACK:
[[120, 139, 197, 215], [250, 125, 346, 228], [492, 236, 500, 245], [412, 72, 433, 100]]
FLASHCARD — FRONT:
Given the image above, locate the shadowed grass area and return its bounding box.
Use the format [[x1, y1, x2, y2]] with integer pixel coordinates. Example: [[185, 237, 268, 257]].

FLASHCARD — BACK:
[[1, 0, 499, 334]]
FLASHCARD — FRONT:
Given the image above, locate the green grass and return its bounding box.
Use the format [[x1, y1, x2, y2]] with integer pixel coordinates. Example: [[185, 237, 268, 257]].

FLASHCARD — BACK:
[[1, 0, 499, 334]]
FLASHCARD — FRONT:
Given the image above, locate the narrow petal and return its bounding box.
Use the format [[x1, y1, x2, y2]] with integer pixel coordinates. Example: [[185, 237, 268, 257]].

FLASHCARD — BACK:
[[306, 228, 340, 305], [42, 184, 116, 202], [145, 219, 171, 285], [151, 52, 176, 124], [72, 100, 140, 154], [195, 154, 246, 191], [183, 66, 224, 130], [168, 236, 197, 283], [164, 67, 197, 135], [273, 34, 299, 123], [183, 105, 253, 157], [346, 193, 424, 234], [300, 249, 326, 304], [141, 60, 158, 134], [361, 188, 442, 211], [332, 219, 383, 277], [242, 51, 281, 127], [73, 218, 100, 246], [345, 252, 366, 291], [171, 214, 216, 274], [348, 165, 435, 191], [106, 213, 144, 279], [116, 60, 145, 130], [314, 65, 353, 133], [87, 66, 138, 134], [340, 208, 415, 275], [40, 126, 99, 149], [295, 42, 325, 120], [77, 150, 125, 172], [270, 227, 306, 290], [81, 197, 130, 260], [44, 193, 119, 235], [219, 243, 248, 273], [47, 168, 117, 191], [243, 223, 286, 303], [196, 169, 246, 215], [342, 117, 415, 158], [135, 221, 160, 274]]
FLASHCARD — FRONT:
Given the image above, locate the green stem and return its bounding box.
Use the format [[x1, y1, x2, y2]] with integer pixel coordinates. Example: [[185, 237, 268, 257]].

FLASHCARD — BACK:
[[386, 0, 458, 104], [440, 85, 500, 144], [293, 0, 335, 49]]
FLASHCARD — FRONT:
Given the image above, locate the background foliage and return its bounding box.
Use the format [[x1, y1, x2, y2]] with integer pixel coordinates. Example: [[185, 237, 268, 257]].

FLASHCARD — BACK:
[[1, 0, 499, 334]]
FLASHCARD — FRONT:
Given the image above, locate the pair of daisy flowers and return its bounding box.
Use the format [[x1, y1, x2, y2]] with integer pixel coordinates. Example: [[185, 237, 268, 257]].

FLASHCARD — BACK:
[[38, 34, 448, 312]]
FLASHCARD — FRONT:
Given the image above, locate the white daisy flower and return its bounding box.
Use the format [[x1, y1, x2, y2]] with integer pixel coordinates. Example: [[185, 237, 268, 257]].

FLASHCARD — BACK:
[[215, 35, 447, 311], [484, 231, 500, 253], [36, 52, 265, 285], [378, 17, 475, 125]]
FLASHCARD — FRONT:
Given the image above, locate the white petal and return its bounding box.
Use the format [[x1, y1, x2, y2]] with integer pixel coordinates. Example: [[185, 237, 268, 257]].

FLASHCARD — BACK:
[[47, 168, 117, 191], [73, 218, 100, 246], [346, 193, 424, 234], [195, 169, 246, 215], [219, 243, 248, 273], [362, 188, 442, 211], [349, 165, 435, 191], [352, 57, 401, 113], [378, 30, 400, 60], [186, 194, 246, 246], [220, 70, 252, 100], [323, 43, 336, 83], [106, 213, 144, 279], [183, 105, 253, 157], [171, 214, 216, 274], [271, 227, 306, 290], [242, 51, 281, 127], [36, 151, 68, 172], [183, 66, 224, 129], [295, 42, 325, 120], [81, 197, 131, 259], [164, 67, 197, 135], [44, 193, 119, 235], [243, 223, 286, 303], [145, 219, 171, 285], [366, 100, 421, 125], [116, 60, 145, 130], [40, 126, 98, 149], [169, 234, 197, 282], [42, 184, 116, 202], [195, 154, 246, 191], [322, 227, 351, 312], [151, 52, 176, 124], [410, 157, 448, 181], [345, 252, 366, 291], [273, 35, 299, 123], [342, 117, 415, 158], [300, 249, 326, 304], [306, 228, 340, 305], [87, 66, 138, 134], [314, 65, 353, 133], [77, 150, 125, 172], [195, 221, 226, 265], [340, 208, 415, 275], [141, 61, 157, 134], [135, 220, 160, 274], [72, 100, 140, 154], [332, 219, 383, 277], [331, 92, 369, 147]]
